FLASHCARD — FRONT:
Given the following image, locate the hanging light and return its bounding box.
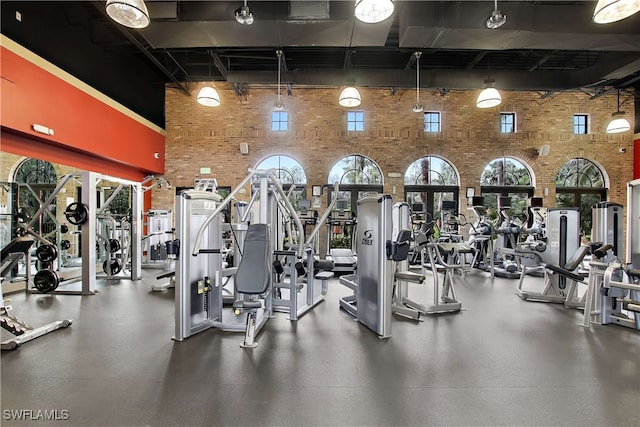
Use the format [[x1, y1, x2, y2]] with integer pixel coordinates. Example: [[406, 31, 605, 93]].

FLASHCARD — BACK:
[[354, 0, 394, 23], [235, 0, 254, 25], [593, 0, 640, 23], [105, 0, 150, 29], [413, 51, 423, 113], [197, 86, 221, 107], [486, 0, 507, 29], [606, 90, 631, 133], [339, 87, 361, 107], [275, 50, 284, 110], [476, 78, 502, 108]]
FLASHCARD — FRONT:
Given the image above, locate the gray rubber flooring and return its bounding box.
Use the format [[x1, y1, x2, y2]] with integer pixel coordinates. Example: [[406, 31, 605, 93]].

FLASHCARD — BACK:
[[1, 269, 639, 427]]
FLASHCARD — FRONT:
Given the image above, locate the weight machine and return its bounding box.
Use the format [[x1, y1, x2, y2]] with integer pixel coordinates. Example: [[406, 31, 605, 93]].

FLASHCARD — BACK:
[[582, 181, 640, 329], [339, 195, 395, 338], [391, 202, 426, 320], [177, 169, 327, 347], [516, 208, 583, 304]]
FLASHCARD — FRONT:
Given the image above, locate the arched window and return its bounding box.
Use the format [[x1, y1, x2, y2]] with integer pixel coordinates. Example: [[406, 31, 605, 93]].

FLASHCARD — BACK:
[[480, 157, 534, 213], [327, 155, 383, 213], [404, 156, 459, 221], [555, 158, 607, 236], [13, 158, 58, 237], [255, 155, 307, 204], [256, 155, 307, 185]]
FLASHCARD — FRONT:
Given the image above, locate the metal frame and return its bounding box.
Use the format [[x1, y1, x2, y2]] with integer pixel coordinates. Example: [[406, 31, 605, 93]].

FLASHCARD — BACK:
[[516, 208, 580, 303], [339, 194, 394, 338]]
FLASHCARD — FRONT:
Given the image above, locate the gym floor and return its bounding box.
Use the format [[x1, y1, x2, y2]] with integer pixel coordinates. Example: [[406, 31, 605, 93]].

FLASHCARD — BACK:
[[1, 269, 639, 427]]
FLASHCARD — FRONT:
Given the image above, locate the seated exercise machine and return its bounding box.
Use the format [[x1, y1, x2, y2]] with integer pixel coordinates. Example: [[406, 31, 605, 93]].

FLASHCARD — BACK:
[[582, 181, 639, 329], [1, 237, 72, 350], [516, 207, 582, 304], [391, 202, 425, 321], [177, 169, 328, 348]]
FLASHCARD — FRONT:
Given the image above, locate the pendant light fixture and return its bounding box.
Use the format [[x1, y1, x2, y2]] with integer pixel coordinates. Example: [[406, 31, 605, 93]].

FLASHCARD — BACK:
[[339, 87, 362, 107], [197, 85, 221, 107], [476, 78, 502, 109], [412, 52, 423, 113], [275, 50, 284, 110], [105, 0, 150, 28], [593, 0, 640, 23], [606, 90, 631, 133], [486, 0, 507, 29], [235, 0, 255, 25], [354, 0, 395, 23]]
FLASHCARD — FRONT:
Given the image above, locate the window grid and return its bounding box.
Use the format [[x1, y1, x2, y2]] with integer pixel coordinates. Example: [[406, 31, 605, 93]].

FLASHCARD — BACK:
[[347, 111, 364, 132], [573, 114, 588, 134], [423, 112, 441, 132], [271, 111, 288, 131], [500, 113, 516, 133]]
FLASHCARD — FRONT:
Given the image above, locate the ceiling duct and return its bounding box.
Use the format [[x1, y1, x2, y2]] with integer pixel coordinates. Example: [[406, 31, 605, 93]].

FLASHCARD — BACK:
[[289, 1, 330, 20]]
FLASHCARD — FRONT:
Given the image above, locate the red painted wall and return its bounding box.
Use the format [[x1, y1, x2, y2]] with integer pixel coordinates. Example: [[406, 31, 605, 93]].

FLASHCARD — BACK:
[[635, 136, 640, 179], [0, 45, 165, 181]]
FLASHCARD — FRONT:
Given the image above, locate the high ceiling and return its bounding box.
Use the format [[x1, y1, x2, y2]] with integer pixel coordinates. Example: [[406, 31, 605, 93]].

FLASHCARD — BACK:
[[2, 1, 640, 128]]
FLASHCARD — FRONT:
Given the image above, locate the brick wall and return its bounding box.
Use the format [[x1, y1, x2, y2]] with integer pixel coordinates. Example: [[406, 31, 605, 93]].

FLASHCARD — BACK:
[[157, 86, 634, 212]]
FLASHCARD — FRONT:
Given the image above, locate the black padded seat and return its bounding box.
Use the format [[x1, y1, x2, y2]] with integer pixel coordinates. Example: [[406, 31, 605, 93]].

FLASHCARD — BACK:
[[544, 264, 585, 282], [1, 237, 35, 278], [542, 245, 591, 283], [436, 242, 474, 255], [233, 224, 271, 310], [233, 300, 262, 310]]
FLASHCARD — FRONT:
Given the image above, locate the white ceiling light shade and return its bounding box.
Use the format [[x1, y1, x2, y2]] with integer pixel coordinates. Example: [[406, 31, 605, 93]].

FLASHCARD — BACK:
[[593, 0, 640, 23], [486, 0, 507, 29], [339, 87, 362, 107], [606, 90, 631, 133], [413, 51, 423, 113], [354, 0, 394, 23], [606, 112, 631, 133], [235, 0, 254, 25], [197, 86, 221, 107], [105, 0, 150, 29], [476, 78, 502, 108]]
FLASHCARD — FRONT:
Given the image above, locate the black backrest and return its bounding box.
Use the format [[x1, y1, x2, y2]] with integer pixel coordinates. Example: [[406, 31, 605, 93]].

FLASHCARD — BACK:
[[564, 245, 590, 271], [235, 224, 271, 294], [392, 229, 412, 262]]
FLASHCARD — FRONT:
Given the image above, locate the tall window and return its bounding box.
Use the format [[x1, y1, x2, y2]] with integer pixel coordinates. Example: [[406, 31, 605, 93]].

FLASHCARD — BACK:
[[347, 111, 364, 132], [500, 113, 516, 133], [480, 157, 534, 213], [328, 154, 383, 214], [405, 156, 459, 222], [256, 155, 306, 185], [555, 158, 607, 236], [13, 158, 58, 238], [271, 111, 288, 131], [573, 114, 588, 134], [423, 112, 441, 132]]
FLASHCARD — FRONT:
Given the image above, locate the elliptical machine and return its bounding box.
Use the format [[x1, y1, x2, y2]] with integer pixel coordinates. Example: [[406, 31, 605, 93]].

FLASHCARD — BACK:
[[493, 197, 523, 279]]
